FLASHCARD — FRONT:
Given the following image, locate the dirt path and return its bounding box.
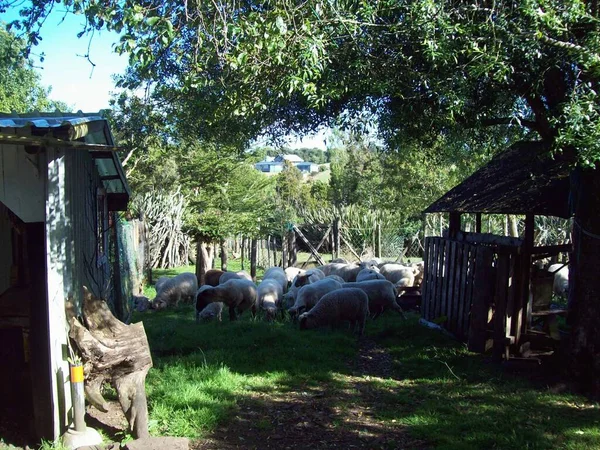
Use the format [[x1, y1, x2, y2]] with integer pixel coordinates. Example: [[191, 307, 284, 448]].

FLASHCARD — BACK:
[[192, 339, 429, 450]]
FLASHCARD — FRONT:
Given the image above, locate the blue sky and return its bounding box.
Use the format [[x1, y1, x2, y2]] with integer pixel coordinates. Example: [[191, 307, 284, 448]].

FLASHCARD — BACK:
[[0, 4, 326, 148]]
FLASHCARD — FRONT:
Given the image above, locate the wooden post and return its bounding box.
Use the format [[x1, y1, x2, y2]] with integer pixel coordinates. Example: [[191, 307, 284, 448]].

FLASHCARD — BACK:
[[475, 213, 482, 234], [468, 246, 494, 353], [288, 229, 297, 267], [520, 214, 535, 341], [241, 237, 246, 270], [250, 238, 258, 281], [267, 236, 271, 268], [220, 238, 228, 271], [273, 237, 278, 267], [334, 218, 341, 259], [449, 212, 461, 239], [375, 221, 382, 258], [493, 252, 510, 362]]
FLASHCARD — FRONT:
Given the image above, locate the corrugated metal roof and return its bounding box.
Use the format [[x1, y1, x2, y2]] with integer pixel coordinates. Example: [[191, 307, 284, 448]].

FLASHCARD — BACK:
[[424, 141, 575, 218], [0, 111, 104, 129]]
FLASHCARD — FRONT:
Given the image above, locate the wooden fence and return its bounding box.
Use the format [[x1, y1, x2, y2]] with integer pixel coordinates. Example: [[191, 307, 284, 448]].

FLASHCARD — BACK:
[[422, 235, 531, 360]]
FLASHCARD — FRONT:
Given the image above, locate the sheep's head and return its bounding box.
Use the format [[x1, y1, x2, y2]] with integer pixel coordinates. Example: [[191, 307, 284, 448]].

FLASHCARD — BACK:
[[298, 312, 312, 330]]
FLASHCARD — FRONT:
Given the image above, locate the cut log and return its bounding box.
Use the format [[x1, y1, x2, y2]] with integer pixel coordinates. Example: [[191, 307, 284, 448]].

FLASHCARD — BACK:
[[66, 287, 153, 438]]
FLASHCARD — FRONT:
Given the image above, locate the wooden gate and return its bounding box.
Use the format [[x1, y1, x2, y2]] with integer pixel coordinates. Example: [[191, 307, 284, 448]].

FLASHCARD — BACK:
[[422, 235, 530, 359]]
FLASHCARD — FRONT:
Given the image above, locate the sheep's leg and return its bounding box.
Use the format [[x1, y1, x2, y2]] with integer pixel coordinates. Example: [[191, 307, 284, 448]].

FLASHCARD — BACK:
[[229, 305, 237, 321]]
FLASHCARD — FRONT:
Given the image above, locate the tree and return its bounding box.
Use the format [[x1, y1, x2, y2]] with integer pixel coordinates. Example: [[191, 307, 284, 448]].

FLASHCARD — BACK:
[[9, 0, 600, 396], [0, 26, 68, 112]]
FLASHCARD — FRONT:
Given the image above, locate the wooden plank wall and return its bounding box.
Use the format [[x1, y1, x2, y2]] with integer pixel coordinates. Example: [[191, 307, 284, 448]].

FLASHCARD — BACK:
[[422, 237, 478, 341], [423, 236, 528, 358]]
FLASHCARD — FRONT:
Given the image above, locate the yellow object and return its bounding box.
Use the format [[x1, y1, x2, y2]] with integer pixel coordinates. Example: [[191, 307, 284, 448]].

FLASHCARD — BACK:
[[70, 365, 84, 383]]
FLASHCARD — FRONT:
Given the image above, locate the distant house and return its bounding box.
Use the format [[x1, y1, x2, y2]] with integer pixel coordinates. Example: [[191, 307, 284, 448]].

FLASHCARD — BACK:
[[0, 112, 130, 441], [255, 153, 319, 174]]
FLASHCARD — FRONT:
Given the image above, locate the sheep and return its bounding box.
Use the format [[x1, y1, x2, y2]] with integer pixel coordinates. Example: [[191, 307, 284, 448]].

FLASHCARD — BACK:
[[153, 272, 198, 308], [330, 257, 349, 264], [196, 278, 258, 321], [356, 268, 385, 282], [285, 267, 306, 285], [411, 261, 425, 287], [204, 269, 225, 286], [154, 276, 169, 293], [325, 274, 346, 283], [284, 268, 326, 306], [342, 280, 405, 319], [379, 263, 416, 287], [288, 277, 344, 318], [132, 295, 151, 312], [298, 288, 370, 336], [219, 270, 253, 284], [197, 302, 224, 322], [263, 266, 288, 293], [257, 278, 284, 320], [318, 261, 377, 282], [548, 263, 569, 298]]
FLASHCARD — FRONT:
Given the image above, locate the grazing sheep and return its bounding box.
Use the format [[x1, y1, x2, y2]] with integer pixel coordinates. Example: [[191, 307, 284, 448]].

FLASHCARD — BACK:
[[153, 272, 198, 307], [196, 278, 258, 321], [326, 274, 346, 283], [257, 278, 284, 320], [330, 257, 349, 264], [548, 263, 569, 297], [197, 302, 224, 322], [299, 288, 370, 336], [155, 276, 169, 293], [318, 261, 377, 282], [263, 266, 288, 293], [411, 261, 425, 287], [285, 267, 306, 285], [342, 280, 405, 319], [356, 268, 385, 282], [288, 277, 344, 317], [204, 269, 225, 286], [285, 268, 326, 305], [219, 270, 253, 284], [379, 263, 416, 287], [132, 295, 151, 312]]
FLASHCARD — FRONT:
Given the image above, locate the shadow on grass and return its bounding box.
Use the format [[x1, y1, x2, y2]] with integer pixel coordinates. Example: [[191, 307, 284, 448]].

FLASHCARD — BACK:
[[130, 307, 600, 449]]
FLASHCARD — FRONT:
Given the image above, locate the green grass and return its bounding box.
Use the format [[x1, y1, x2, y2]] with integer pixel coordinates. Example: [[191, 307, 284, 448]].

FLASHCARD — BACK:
[[136, 262, 599, 448], [131, 292, 600, 449]]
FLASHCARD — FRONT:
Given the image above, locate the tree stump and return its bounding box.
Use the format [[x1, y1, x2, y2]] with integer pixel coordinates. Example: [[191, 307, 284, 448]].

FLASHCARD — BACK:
[[66, 287, 153, 438]]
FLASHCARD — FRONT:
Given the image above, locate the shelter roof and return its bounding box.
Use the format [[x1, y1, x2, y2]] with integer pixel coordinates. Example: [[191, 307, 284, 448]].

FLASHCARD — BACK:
[[424, 141, 575, 218], [0, 111, 130, 210]]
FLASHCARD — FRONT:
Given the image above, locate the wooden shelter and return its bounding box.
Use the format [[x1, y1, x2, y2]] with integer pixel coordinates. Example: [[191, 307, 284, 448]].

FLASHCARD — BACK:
[[0, 112, 131, 441], [421, 141, 573, 360]]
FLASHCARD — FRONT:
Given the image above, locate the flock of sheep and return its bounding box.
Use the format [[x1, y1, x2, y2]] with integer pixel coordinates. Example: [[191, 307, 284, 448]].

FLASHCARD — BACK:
[[139, 259, 426, 336]]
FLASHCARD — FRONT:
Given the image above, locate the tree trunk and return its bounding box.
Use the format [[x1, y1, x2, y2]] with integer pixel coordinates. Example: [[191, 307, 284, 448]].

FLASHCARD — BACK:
[[288, 230, 297, 267], [220, 238, 228, 271], [66, 287, 152, 438], [195, 241, 214, 286], [508, 215, 520, 237], [111, 213, 126, 321], [250, 239, 258, 281], [569, 167, 600, 399]]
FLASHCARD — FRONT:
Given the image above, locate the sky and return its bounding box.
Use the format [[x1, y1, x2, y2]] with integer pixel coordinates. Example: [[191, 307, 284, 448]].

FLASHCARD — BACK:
[[0, 3, 327, 149]]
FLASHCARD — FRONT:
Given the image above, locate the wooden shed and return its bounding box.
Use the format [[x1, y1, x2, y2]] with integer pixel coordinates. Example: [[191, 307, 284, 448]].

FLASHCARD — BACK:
[[421, 141, 573, 360], [0, 112, 130, 442]]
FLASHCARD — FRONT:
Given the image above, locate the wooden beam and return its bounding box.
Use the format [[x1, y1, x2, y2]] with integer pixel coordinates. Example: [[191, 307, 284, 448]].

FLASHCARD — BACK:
[[449, 212, 461, 239], [292, 225, 325, 266], [340, 233, 362, 262], [0, 133, 120, 151], [475, 213, 482, 233], [300, 226, 331, 269]]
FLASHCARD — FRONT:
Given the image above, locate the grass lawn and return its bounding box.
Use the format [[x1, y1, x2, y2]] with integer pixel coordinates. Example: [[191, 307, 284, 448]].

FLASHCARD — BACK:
[[132, 267, 600, 449]]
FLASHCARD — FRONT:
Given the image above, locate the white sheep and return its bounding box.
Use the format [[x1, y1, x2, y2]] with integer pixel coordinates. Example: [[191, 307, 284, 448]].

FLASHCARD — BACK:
[[411, 261, 425, 287], [284, 267, 306, 285], [154, 276, 169, 293], [342, 280, 405, 319], [548, 263, 569, 298], [196, 302, 224, 322], [257, 278, 284, 321], [379, 263, 416, 287], [153, 272, 198, 308], [325, 274, 346, 283], [298, 288, 370, 336], [196, 278, 258, 321], [318, 261, 377, 282], [284, 268, 326, 307], [356, 268, 385, 282], [288, 277, 344, 317], [219, 270, 253, 284], [263, 266, 288, 293]]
